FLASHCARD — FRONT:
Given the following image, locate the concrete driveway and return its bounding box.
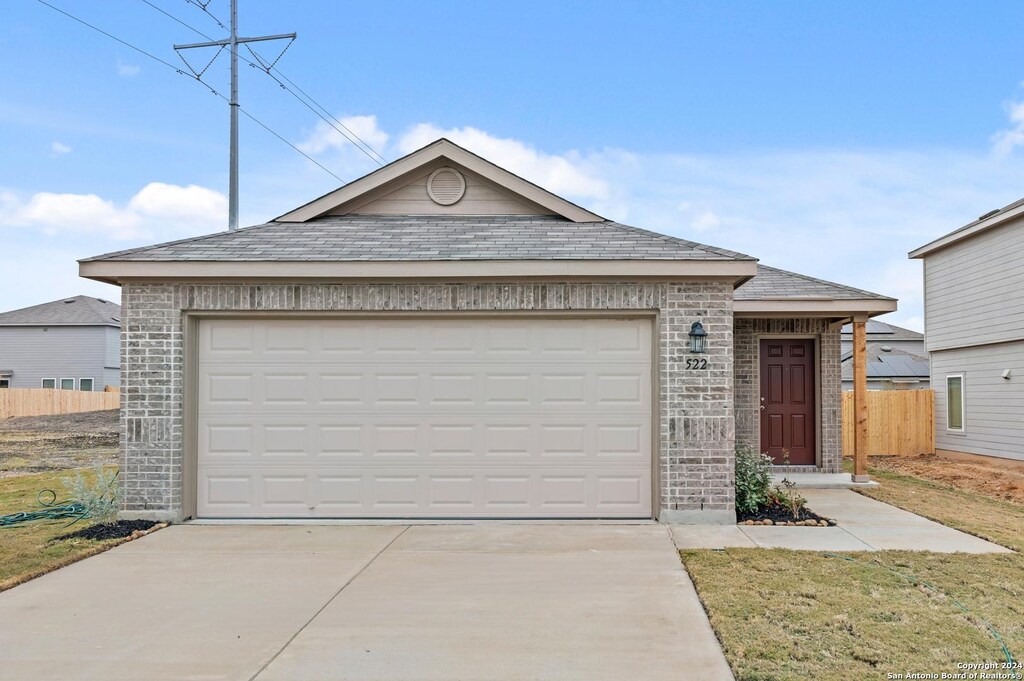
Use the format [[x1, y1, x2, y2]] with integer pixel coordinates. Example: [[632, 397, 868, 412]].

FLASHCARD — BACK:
[[0, 524, 732, 681]]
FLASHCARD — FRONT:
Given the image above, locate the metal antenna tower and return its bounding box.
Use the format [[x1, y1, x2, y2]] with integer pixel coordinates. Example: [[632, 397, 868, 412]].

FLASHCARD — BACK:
[[174, 0, 295, 230]]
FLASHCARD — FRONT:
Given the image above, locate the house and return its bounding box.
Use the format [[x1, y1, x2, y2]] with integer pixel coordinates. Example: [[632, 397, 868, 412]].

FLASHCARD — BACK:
[[839, 321, 929, 390], [910, 198, 1024, 465], [0, 295, 121, 391], [79, 138, 895, 523], [840, 320, 925, 357]]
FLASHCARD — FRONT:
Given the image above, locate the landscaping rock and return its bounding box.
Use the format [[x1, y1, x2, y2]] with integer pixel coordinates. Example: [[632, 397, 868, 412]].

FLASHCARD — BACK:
[[736, 500, 830, 527]]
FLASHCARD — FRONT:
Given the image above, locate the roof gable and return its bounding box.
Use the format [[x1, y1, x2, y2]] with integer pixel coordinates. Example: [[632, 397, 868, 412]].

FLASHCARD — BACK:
[[909, 196, 1024, 259], [276, 138, 603, 223]]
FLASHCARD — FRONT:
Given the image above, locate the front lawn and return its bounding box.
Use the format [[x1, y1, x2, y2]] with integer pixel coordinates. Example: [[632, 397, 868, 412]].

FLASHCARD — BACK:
[[0, 469, 121, 591], [682, 457, 1024, 680], [684, 549, 1023, 681]]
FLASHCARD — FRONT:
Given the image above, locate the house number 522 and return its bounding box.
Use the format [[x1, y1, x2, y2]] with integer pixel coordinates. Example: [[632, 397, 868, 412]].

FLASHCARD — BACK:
[[685, 358, 708, 370]]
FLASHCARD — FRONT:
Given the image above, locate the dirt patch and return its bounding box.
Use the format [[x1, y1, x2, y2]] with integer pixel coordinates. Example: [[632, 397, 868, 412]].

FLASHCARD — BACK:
[[0, 409, 118, 434], [869, 455, 1024, 506], [56, 519, 158, 541], [0, 410, 119, 477]]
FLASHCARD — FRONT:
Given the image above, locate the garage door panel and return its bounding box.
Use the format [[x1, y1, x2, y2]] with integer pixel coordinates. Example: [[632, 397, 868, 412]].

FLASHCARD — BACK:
[[197, 466, 650, 518], [203, 364, 649, 412], [198, 318, 652, 518], [200, 417, 649, 462]]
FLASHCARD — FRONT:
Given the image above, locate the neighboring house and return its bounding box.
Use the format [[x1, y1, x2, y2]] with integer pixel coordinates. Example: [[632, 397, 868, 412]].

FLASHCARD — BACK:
[[0, 295, 121, 391], [911, 198, 1024, 464], [80, 138, 895, 523], [839, 322, 929, 390], [840, 320, 925, 357]]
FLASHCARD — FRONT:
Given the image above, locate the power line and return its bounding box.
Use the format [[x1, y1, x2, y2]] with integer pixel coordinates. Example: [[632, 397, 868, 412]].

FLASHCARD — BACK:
[[170, 0, 388, 165], [265, 63, 389, 165], [34, 0, 344, 184]]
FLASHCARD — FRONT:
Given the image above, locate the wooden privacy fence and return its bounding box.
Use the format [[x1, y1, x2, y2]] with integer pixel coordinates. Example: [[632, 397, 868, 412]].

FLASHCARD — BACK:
[[0, 388, 120, 419], [842, 389, 934, 456]]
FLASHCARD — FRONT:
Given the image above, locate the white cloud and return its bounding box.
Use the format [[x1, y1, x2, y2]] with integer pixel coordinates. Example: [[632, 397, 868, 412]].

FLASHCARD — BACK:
[[0, 182, 227, 240], [298, 114, 389, 157], [49, 141, 72, 156], [396, 124, 610, 202], [992, 100, 1024, 157], [117, 61, 140, 77], [690, 210, 720, 232], [128, 182, 227, 224]]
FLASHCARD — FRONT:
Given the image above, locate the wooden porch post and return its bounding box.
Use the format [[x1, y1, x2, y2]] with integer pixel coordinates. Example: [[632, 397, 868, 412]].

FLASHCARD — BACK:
[[852, 315, 870, 482]]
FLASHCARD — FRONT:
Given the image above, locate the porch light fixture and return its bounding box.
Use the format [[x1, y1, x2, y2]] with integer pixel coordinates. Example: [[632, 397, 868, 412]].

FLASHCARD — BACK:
[[689, 321, 708, 354]]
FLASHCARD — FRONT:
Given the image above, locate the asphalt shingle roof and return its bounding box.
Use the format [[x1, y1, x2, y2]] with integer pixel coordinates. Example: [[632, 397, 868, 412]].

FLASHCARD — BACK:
[[735, 265, 893, 301], [0, 296, 120, 327], [82, 215, 755, 263]]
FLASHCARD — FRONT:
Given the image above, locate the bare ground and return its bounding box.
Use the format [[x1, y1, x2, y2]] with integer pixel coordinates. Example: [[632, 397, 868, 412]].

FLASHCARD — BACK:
[[0, 410, 118, 477], [868, 454, 1024, 506]]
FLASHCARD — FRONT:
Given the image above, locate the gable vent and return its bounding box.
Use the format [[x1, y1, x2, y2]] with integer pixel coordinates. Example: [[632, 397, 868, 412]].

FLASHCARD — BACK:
[[427, 167, 466, 205]]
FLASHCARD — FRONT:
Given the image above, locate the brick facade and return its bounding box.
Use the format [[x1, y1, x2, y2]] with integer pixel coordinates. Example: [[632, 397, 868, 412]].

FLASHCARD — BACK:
[[120, 281, 736, 523], [733, 318, 842, 473]]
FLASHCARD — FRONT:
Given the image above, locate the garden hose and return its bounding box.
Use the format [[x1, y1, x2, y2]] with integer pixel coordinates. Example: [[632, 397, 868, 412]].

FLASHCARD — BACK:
[[0, 469, 119, 528], [0, 489, 89, 527], [824, 552, 1015, 667]]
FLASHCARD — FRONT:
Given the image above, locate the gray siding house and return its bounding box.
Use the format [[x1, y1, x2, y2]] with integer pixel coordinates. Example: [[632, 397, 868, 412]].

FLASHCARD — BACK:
[[0, 296, 121, 391], [79, 138, 895, 523], [911, 198, 1024, 464]]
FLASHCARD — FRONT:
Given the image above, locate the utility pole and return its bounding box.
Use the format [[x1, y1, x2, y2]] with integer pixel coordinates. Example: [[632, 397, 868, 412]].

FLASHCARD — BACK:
[[174, 0, 295, 230]]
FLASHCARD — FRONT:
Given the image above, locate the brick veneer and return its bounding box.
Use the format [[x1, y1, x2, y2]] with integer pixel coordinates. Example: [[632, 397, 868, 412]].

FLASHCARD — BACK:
[[120, 281, 737, 523], [733, 318, 842, 473]]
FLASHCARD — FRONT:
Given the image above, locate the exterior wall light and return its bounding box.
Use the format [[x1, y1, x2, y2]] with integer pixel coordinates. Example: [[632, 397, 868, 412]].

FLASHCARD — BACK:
[[689, 321, 707, 354]]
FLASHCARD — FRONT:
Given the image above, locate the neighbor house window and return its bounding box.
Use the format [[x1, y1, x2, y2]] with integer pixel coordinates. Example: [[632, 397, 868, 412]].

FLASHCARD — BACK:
[[59, 378, 75, 390], [41, 378, 56, 389], [0, 379, 9, 389], [79, 378, 94, 392], [946, 374, 964, 432]]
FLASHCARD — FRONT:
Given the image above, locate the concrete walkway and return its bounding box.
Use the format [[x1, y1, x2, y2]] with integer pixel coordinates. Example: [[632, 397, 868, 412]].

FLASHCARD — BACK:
[[673, 489, 1012, 553], [0, 524, 733, 681]]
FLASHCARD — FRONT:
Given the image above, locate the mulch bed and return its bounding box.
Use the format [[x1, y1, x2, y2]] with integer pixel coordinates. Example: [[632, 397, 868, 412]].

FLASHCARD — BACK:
[[56, 519, 159, 541], [738, 502, 836, 526]]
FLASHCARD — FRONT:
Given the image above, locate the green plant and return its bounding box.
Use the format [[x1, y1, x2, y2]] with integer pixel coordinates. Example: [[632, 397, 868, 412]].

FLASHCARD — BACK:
[[735, 444, 774, 514], [61, 466, 119, 525], [772, 478, 807, 518]]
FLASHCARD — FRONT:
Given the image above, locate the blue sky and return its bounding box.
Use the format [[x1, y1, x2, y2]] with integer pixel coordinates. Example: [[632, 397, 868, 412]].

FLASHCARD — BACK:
[[4, 1, 1024, 330]]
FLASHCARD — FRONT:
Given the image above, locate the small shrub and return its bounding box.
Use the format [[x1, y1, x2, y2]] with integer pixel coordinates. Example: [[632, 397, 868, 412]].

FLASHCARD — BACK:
[[735, 445, 774, 515], [772, 478, 807, 517], [62, 466, 120, 524]]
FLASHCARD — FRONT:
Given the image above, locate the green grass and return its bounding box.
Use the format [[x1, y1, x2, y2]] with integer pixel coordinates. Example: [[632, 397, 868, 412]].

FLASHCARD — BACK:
[[682, 460, 1024, 680], [0, 469, 120, 592], [684, 549, 1024, 681]]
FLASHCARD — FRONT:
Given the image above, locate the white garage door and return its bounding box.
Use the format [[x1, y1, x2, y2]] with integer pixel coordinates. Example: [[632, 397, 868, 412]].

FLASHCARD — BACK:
[[197, 317, 653, 518]]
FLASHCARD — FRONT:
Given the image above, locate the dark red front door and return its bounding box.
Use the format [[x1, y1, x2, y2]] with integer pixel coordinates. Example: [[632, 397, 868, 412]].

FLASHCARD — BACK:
[[759, 339, 816, 465]]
